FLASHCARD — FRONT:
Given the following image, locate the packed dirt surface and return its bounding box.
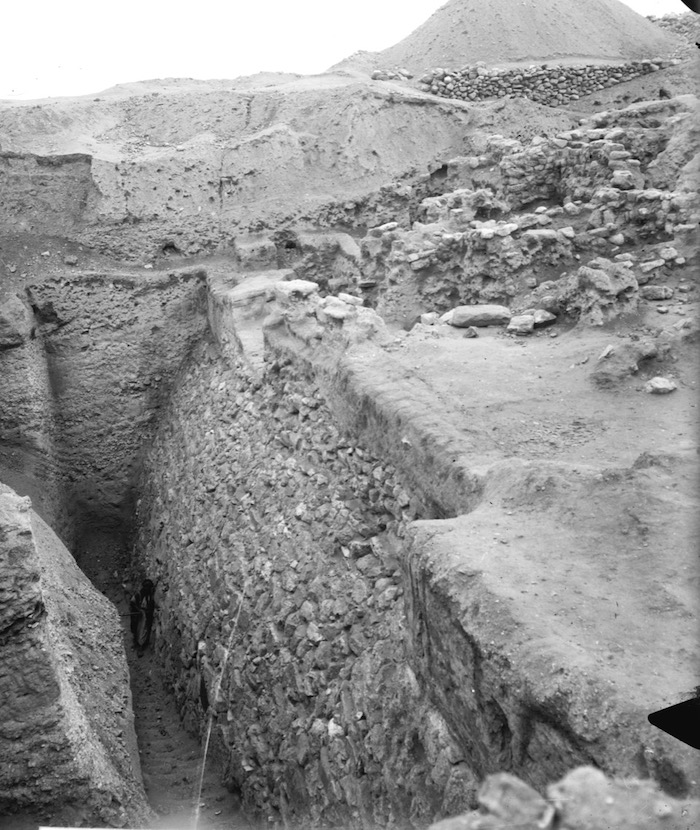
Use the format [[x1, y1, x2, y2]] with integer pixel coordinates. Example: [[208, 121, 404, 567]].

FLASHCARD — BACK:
[[118, 589, 253, 830], [374, 309, 698, 714]]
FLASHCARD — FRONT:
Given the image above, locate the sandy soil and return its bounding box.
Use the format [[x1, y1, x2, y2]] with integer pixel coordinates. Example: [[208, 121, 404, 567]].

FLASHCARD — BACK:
[[340, 0, 683, 76]]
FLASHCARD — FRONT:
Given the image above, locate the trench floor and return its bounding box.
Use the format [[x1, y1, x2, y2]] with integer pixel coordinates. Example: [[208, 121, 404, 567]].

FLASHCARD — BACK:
[[85, 528, 253, 830]]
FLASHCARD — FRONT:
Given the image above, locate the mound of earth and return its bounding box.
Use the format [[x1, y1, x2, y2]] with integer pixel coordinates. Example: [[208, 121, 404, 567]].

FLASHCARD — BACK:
[[339, 0, 683, 76]]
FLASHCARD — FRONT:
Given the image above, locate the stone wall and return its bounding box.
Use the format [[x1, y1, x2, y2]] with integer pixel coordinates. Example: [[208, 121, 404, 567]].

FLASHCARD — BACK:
[[355, 97, 698, 322], [134, 324, 480, 827], [415, 60, 677, 107], [0, 484, 149, 826]]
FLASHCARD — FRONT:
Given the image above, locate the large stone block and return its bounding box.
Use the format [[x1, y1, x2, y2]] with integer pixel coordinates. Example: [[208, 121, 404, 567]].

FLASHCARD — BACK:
[[443, 305, 512, 328]]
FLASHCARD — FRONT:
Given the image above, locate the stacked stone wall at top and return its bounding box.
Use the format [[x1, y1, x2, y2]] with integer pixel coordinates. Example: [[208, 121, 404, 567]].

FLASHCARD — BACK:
[[415, 60, 678, 107]]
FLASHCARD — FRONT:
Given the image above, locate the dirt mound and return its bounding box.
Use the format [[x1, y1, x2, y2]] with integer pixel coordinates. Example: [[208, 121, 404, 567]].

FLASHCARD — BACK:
[[371, 0, 683, 74]]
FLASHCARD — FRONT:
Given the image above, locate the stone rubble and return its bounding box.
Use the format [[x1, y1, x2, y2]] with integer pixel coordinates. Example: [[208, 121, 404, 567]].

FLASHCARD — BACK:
[[353, 96, 697, 326], [431, 765, 700, 830]]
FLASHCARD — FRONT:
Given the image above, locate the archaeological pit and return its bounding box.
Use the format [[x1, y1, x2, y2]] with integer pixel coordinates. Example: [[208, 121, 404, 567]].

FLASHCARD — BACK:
[[1, 5, 699, 830]]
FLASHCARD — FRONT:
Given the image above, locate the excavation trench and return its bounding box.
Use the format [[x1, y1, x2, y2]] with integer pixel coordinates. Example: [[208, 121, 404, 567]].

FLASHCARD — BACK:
[[1, 267, 459, 828], [3, 268, 696, 829], [51, 323, 446, 829], [77, 526, 250, 830]]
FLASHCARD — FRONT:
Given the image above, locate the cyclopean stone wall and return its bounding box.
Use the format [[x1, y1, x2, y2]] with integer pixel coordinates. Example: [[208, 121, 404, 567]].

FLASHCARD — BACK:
[[133, 314, 477, 827], [416, 60, 678, 107], [0, 484, 149, 826]]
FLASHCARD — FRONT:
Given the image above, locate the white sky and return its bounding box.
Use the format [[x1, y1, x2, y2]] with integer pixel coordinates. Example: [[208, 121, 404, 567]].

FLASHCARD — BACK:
[[0, 0, 692, 101]]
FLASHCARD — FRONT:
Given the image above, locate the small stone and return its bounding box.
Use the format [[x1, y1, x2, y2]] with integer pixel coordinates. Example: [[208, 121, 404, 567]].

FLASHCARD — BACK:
[[318, 297, 354, 321], [274, 279, 319, 303], [420, 312, 440, 326], [462, 326, 479, 338], [654, 801, 673, 818], [609, 233, 624, 246], [533, 309, 557, 327], [306, 621, 323, 643], [337, 292, 363, 306], [644, 377, 676, 394], [640, 285, 673, 301], [658, 246, 678, 261], [507, 314, 535, 335], [610, 170, 636, 189], [638, 259, 665, 274], [523, 228, 558, 241], [63, 254, 79, 266], [656, 306, 669, 314], [558, 226, 576, 239]]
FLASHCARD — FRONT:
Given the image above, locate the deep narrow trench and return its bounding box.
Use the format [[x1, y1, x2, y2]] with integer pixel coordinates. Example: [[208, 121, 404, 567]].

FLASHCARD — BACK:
[[1, 273, 472, 827], [76, 526, 252, 830]]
